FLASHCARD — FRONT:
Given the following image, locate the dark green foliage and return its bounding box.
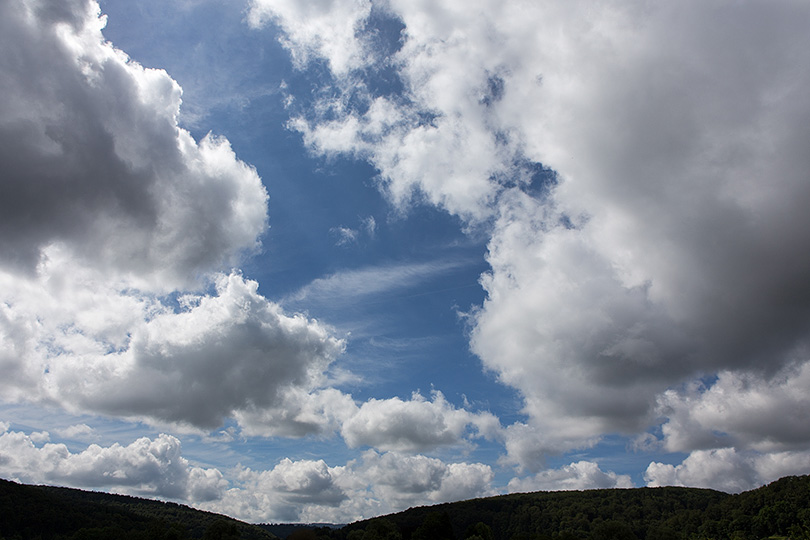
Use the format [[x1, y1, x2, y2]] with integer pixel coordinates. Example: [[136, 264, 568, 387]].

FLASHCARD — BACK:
[[4, 475, 810, 540], [328, 475, 810, 540], [203, 520, 240, 540], [589, 520, 637, 540], [465, 522, 493, 540], [411, 512, 454, 540], [0, 479, 278, 540], [344, 519, 402, 540]]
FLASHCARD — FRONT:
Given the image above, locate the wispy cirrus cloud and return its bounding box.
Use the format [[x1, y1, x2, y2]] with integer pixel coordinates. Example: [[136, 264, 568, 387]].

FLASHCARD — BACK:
[[284, 258, 474, 306]]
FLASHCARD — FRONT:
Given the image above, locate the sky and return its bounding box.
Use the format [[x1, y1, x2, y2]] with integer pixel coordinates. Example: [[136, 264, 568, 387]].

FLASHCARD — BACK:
[[2, 0, 810, 525]]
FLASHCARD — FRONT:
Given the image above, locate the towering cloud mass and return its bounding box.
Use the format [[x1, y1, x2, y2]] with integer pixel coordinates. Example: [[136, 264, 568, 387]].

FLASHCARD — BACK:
[[0, 0, 349, 435], [0, 0, 268, 288], [251, 0, 810, 473]]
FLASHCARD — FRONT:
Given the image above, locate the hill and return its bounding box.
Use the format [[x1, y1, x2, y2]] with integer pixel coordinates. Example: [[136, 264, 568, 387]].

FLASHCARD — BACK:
[[0, 478, 278, 540], [3, 475, 810, 540], [283, 475, 810, 540]]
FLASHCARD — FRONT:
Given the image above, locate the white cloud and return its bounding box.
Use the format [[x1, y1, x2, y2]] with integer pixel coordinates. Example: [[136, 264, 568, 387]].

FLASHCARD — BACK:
[[1, 423, 495, 523], [362, 216, 376, 237], [331, 226, 360, 246], [0, 426, 226, 501], [0, 0, 354, 438], [234, 387, 357, 438], [29, 431, 51, 444], [198, 450, 494, 524], [56, 424, 98, 441], [247, 0, 373, 75], [645, 448, 810, 494], [0, 269, 345, 431], [341, 391, 500, 452], [236, 388, 500, 455], [268, 0, 810, 469], [353, 450, 495, 514], [0, 0, 268, 290], [656, 362, 810, 453], [508, 461, 634, 493], [286, 258, 469, 305], [210, 458, 349, 522]]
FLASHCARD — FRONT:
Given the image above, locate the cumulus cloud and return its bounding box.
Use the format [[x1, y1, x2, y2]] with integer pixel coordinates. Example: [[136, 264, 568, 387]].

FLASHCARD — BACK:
[[508, 461, 634, 494], [234, 387, 357, 438], [247, 0, 373, 75], [212, 458, 349, 522], [341, 391, 500, 452], [0, 422, 495, 523], [236, 388, 500, 455], [0, 426, 226, 501], [0, 266, 344, 431], [656, 363, 810, 453], [0, 0, 267, 289], [350, 450, 495, 515], [0, 0, 354, 439], [258, 0, 810, 470], [198, 450, 494, 523], [645, 448, 810, 494]]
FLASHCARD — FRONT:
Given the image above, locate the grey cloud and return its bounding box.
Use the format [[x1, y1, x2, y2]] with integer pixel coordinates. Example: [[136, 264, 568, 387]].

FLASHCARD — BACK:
[[49, 273, 344, 430], [0, 0, 349, 437], [0, 0, 267, 287], [258, 0, 810, 470], [657, 364, 810, 454]]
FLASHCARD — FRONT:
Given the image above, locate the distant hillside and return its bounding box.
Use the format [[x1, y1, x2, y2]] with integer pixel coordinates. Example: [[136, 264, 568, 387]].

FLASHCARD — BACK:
[[280, 475, 810, 540], [0, 478, 278, 540], [3, 475, 810, 540]]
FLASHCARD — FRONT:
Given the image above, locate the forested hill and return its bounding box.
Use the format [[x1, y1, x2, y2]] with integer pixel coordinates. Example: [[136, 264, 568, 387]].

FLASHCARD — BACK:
[[282, 475, 810, 540], [3, 475, 810, 540], [0, 478, 278, 540]]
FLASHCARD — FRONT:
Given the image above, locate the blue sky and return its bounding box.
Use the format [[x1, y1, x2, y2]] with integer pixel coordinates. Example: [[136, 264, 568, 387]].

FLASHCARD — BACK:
[[2, 0, 810, 524]]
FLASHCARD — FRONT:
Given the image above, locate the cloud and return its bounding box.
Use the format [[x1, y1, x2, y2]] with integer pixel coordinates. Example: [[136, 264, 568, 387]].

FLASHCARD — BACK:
[[341, 391, 500, 452], [0, 426, 226, 501], [213, 458, 349, 522], [508, 461, 634, 493], [0, 268, 344, 431], [0, 0, 353, 439], [352, 450, 495, 515], [265, 0, 810, 468], [236, 388, 500, 455], [56, 424, 99, 441], [233, 387, 358, 438], [286, 258, 469, 305], [0, 0, 267, 289], [247, 0, 373, 75], [656, 363, 810, 453], [331, 226, 360, 246], [329, 216, 377, 247], [199, 450, 494, 524], [645, 448, 810, 494], [0, 422, 495, 523]]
